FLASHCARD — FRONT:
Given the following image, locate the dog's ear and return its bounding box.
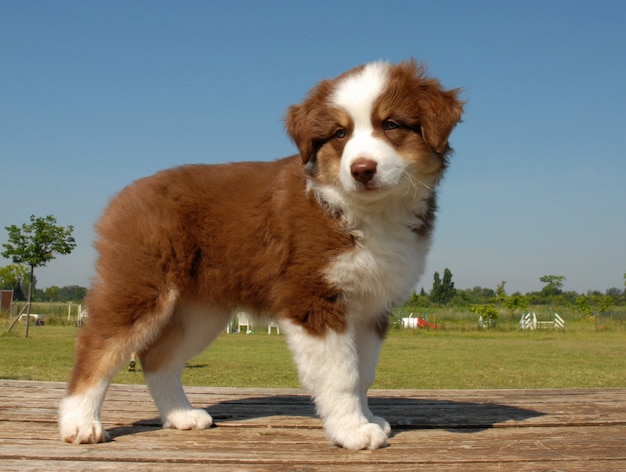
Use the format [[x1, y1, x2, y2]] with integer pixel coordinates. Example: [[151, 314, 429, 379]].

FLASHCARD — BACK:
[[285, 78, 338, 165], [419, 86, 464, 154], [285, 103, 314, 164], [393, 60, 464, 154]]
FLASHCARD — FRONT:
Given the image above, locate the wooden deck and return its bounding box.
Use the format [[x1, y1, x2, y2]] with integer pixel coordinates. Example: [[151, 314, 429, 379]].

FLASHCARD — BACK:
[[0, 380, 625, 471]]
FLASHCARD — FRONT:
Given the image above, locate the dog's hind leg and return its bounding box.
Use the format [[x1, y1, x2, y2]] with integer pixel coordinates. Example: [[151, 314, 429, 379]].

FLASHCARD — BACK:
[[59, 289, 179, 444], [141, 305, 231, 431]]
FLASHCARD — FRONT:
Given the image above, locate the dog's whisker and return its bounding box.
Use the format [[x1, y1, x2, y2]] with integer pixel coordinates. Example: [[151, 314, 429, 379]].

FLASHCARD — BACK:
[[400, 174, 432, 201], [409, 174, 434, 193]]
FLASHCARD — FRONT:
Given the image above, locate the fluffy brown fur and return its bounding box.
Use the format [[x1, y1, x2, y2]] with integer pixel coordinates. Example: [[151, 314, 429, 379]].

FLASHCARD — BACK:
[[69, 158, 355, 391]]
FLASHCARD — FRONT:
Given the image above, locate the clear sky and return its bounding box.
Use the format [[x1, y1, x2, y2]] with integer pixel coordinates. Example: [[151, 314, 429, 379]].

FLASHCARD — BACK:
[[1, 0, 625, 295]]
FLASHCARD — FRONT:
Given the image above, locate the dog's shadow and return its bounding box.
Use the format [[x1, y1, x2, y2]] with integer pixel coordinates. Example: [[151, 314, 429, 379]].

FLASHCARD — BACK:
[[106, 395, 544, 440]]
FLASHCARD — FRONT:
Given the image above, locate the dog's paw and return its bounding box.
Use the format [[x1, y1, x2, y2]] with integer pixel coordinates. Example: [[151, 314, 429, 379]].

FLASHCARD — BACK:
[[60, 418, 109, 444], [163, 408, 213, 430], [369, 415, 391, 436], [332, 422, 388, 450], [59, 395, 110, 444]]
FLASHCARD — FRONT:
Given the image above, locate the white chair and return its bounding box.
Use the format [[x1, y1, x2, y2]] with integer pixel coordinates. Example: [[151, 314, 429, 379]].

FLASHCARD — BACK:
[[267, 321, 280, 335], [237, 312, 253, 334]]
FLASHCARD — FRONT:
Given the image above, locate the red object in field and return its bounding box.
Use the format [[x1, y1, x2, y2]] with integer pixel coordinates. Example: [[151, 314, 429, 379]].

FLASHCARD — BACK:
[[401, 315, 440, 329], [416, 317, 440, 329]]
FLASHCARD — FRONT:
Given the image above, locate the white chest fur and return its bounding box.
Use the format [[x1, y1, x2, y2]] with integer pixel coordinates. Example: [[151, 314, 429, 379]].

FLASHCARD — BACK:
[[323, 207, 431, 320]]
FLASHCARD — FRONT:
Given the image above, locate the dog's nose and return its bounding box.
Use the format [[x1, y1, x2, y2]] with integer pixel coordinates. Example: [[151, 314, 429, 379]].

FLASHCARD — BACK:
[[350, 158, 377, 185]]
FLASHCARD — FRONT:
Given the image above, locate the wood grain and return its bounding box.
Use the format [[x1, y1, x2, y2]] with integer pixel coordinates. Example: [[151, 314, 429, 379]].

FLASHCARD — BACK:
[[1, 380, 624, 471]]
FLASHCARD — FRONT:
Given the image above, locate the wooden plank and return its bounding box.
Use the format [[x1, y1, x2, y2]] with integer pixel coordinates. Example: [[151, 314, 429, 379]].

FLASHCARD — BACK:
[[1, 461, 625, 472], [5, 382, 624, 431], [1, 380, 625, 471], [1, 423, 625, 470]]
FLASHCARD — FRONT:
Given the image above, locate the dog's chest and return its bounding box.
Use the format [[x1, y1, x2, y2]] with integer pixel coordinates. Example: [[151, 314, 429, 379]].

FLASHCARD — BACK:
[[323, 219, 429, 316]]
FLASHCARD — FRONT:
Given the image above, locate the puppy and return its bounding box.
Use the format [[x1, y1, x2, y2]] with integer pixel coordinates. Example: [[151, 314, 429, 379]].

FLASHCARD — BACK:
[[59, 60, 463, 450]]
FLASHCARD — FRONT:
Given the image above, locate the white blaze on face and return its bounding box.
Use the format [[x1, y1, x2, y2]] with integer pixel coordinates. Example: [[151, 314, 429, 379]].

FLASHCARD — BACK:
[[331, 62, 389, 130], [330, 62, 407, 194]]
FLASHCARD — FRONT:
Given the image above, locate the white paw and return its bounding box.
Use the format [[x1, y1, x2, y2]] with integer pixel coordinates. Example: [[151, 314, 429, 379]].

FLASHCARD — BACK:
[[59, 404, 109, 444], [60, 418, 109, 444], [369, 415, 391, 436], [163, 408, 213, 430], [59, 395, 109, 444], [330, 422, 388, 450]]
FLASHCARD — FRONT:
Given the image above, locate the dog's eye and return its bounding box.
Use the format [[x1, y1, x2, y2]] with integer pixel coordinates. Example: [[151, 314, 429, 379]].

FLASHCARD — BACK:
[[383, 120, 400, 131], [334, 128, 347, 139]]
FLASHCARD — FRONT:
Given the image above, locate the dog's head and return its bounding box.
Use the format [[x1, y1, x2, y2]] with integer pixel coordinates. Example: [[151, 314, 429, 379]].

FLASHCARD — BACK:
[[285, 60, 463, 202]]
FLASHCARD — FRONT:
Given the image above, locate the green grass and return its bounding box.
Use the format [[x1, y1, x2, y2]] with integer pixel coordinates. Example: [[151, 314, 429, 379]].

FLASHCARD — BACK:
[[376, 329, 626, 389], [1, 323, 625, 389]]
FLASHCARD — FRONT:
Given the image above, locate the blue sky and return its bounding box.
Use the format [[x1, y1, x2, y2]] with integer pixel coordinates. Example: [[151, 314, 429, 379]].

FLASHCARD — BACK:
[[1, 0, 625, 295]]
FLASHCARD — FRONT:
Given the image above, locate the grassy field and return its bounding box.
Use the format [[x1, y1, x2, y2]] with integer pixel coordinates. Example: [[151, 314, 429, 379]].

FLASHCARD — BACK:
[[1, 321, 624, 389]]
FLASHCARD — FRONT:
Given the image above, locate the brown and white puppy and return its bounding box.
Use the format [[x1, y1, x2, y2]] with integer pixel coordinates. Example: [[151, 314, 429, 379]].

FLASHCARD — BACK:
[[59, 60, 463, 450]]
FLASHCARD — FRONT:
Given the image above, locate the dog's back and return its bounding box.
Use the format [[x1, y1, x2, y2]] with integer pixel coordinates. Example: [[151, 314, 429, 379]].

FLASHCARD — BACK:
[[89, 157, 354, 333]]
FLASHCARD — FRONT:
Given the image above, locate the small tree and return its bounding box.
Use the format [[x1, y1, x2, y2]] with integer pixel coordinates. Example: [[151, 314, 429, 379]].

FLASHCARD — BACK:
[[539, 275, 566, 297], [471, 304, 499, 328], [441, 268, 456, 304], [505, 293, 529, 317], [430, 268, 456, 306], [0, 263, 28, 291], [574, 295, 591, 317], [2, 215, 76, 337], [495, 281, 507, 305], [595, 295, 614, 317], [429, 271, 443, 305]]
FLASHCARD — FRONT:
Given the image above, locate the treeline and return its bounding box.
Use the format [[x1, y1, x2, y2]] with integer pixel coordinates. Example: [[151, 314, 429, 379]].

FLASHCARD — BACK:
[[34, 285, 87, 303], [407, 269, 626, 314], [2, 282, 86, 303], [1, 264, 624, 310], [407, 286, 624, 309], [0, 264, 87, 302], [4, 282, 625, 310]]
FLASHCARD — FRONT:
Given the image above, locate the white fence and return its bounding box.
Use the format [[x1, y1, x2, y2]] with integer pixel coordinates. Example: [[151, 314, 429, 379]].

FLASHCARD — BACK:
[[519, 312, 565, 330]]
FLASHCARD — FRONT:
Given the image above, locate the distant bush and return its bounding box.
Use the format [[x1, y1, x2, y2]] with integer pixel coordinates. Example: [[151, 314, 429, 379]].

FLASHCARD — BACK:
[[470, 305, 499, 328]]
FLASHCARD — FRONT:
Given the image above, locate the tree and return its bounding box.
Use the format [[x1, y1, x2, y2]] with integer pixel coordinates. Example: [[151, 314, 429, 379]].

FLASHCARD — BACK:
[[504, 293, 529, 316], [430, 271, 442, 304], [595, 294, 614, 316], [0, 263, 29, 303], [0, 263, 28, 289], [605, 287, 621, 300], [574, 295, 591, 316], [495, 281, 507, 305], [44, 285, 59, 302], [430, 268, 456, 306], [441, 268, 456, 303], [2, 215, 76, 337], [35, 284, 87, 302], [471, 304, 499, 328], [539, 275, 566, 298]]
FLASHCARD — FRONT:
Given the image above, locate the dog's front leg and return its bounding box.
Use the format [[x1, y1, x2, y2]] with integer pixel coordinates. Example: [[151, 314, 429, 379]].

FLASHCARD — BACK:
[[283, 321, 388, 450], [144, 362, 213, 431], [355, 322, 391, 435]]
